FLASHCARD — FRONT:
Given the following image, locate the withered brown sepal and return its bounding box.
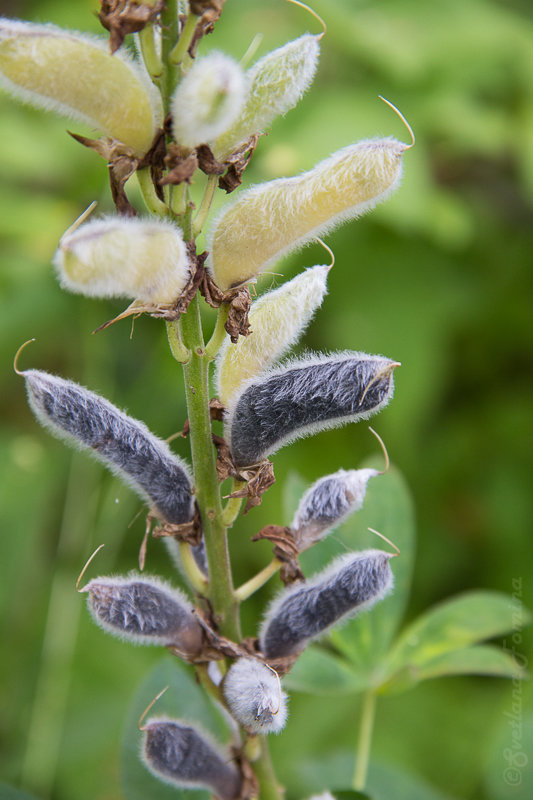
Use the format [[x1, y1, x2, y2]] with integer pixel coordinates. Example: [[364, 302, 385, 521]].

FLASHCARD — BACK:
[[98, 0, 165, 53]]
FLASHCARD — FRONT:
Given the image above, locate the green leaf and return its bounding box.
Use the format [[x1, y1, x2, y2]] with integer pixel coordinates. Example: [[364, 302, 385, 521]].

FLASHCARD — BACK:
[[283, 645, 371, 695], [120, 656, 228, 800], [0, 785, 41, 800], [382, 644, 526, 693], [325, 465, 416, 671], [382, 590, 531, 682], [333, 792, 373, 799]]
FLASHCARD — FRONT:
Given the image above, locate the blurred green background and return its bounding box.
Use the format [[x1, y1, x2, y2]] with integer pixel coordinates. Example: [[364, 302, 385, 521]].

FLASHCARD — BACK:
[[1, 0, 532, 798]]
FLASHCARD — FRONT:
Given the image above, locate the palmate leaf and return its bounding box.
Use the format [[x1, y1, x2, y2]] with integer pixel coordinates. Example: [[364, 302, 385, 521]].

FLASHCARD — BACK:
[[381, 643, 526, 694], [121, 656, 228, 800], [283, 644, 371, 695], [381, 590, 531, 685]]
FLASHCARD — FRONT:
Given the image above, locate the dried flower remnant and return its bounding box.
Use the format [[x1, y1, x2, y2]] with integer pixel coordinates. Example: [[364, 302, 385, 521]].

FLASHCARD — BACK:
[[223, 658, 288, 734], [208, 137, 407, 290], [292, 467, 379, 551], [214, 33, 320, 160], [142, 718, 242, 798], [0, 19, 162, 156], [171, 52, 245, 148], [226, 353, 398, 466], [82, 575, 203, 655], [22, 370, 194, 524], [216, 265, 329, 405], [260, 549, 394, 659], [54, 216, 191, 305]]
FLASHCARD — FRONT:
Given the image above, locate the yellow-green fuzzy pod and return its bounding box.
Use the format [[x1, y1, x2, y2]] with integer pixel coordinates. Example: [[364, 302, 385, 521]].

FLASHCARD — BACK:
[[216, 265, 329, 405], [54, 217, 190, 305], [171, 51, 245, 148], [213, 33, 319, 160], [208, 137, 406, 291], [0, 19, 162, 156]]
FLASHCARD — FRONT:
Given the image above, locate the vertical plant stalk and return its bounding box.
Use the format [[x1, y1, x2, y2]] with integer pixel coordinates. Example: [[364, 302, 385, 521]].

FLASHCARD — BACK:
[[252, 736, 285, 800], [353, 689, 377, 791], [178, 294, 241, 641]]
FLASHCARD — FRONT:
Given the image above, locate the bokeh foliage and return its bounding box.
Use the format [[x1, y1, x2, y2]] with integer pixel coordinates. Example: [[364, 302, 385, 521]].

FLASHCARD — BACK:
[[1, 1, 532, 798]]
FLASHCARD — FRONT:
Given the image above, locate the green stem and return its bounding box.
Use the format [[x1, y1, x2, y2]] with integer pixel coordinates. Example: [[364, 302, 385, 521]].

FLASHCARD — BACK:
[[138, 23, 163, 81], [353, 689, 377, 791], [169, 12, 199, 66], [166, 320, 190, 363], [253, 737, 284, 800], [160, 1, 181, 109], [204, 304, 230, 361], [137, 167, 168, 216], [192, 174, 218, 238], [234, 558, 281, 602], [178, 541, 208, 594], [178, 294, 240, 641]]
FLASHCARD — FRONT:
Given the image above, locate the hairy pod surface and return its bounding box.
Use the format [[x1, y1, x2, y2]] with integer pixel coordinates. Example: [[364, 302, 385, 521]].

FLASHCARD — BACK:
[[0, 19, 162, 156], [54, 216, 190, 304], [223, 658, 288, 734], [226, 353, 397, 466], [83, 575, 203, 655], [142, 718, 242, 798], [216, 265, 329, 405], [214, 33, 319, 160], [23, 370, 194, 524], [260, 549, 393, 659], [171, 51, 245, 148], [208, 137, 406, 290], [292, 467, 379, 550]]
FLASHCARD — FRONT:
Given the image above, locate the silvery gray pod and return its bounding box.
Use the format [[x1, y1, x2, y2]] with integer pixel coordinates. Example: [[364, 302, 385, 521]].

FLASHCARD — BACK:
[[225, 353, 398, 466], [292, 467, 379, 551], [142, 718, 242, 798], [82, 575, 203, 656], [23, 370, 194, 524], [260, 549, 393, 659]]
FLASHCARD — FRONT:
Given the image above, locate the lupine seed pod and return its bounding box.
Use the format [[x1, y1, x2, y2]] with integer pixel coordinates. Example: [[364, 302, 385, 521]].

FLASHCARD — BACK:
[[208, 138, 406, 290], [214, 34, 320, 160], [222, 658, 288, 734], [82, 575, 203, 655], [292, 467, 379, 551], [226, 353, 397, 466], [54, 216, 190, 305], [216, 265, 329, 406], [23, 370, 194, 524], [171, 52, 245, 148], [0, 19, 162, 156], [260, 549, 393, 659], [142, 718, 242, 799]]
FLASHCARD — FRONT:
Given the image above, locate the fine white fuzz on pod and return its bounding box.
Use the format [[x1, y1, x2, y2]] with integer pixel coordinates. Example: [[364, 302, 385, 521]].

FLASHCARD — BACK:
[[171, 51, 245, 148], [142, 718, 242, 799], [54, 216, 190, 305], [83, 574, 203, 655], [292, 467, 379, 551], [216, 265, 329, 406], [0, 19, 162, 156], [260, 549, 394, 659], [23, 369, 194, 524], [208, 137, 406, 290], [225, 353, 398, 467], [214, 34, 320, 160], [223, 658, 288, 734]]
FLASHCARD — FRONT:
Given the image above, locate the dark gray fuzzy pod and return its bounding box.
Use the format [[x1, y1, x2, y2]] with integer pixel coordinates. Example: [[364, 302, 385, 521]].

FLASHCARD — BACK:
[[260, 549, 393, 659], [142, 718, 242, 799], [83, 575, 203, 656], [226, 353, 398, 466], [23, 370, 194, 524]]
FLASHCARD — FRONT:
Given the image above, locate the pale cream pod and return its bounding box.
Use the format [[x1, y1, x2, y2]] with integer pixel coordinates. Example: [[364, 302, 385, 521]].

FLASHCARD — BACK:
[[0, 19, 162, 156], [216, 265, 329, 406], [208, 137, 408, 291], [213, 33, 320, 160], [171, 51, 245, 148], [54, 217, 190, 305]]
